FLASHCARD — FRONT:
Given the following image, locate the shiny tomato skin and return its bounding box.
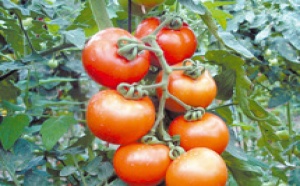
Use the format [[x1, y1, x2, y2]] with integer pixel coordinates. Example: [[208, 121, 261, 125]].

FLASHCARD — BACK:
[[166, 147, 228, 186], [156, 66, 217, 112], [169, 112, 229, 154], [132, 0, 166, 8], [135, 17, 197, 67], [82, 28, 150, 89], [113, 143, 172, 186], [86, 90, 155, 145]]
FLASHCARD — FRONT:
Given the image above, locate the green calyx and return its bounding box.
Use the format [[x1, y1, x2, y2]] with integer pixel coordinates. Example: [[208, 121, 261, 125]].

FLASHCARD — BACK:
[[183, 59, 205, 79], [161, 14, 183, 30], [184, 107, 205, 121], [117, 37, 143, 61], [117, 83, 149, 100], [169, 145, 185, 160]]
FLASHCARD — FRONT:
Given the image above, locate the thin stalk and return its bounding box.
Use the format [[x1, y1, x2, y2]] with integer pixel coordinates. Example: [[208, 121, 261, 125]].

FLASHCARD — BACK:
[[39, 43, 75, 56], [72, 154, 88, 186], [15, 12, 36, 53], [128, 0, 132, 32], [89, 0, 113, 30], [207, 102, 238, 111], [287, 101, 292, 162], [141, 82, 165, 90], [167, 92, 192, 110]]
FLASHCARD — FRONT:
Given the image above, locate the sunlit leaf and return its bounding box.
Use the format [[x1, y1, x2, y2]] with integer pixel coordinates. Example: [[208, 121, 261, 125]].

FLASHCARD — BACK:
[[40, 116, 77, 150], [0, 114, 31, 150]]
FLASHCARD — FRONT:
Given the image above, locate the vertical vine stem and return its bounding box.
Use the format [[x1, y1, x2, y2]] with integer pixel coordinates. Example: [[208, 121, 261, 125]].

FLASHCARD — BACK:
[[72, 154, 88, 186], [89, 0, 113, 30], [287, 101, 292, 162], [128, 0, 132, 32]]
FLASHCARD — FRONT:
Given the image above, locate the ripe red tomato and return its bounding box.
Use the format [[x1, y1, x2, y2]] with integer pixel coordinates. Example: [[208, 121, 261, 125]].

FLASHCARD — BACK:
[[135, 17, 197, 67], [86, 90, 155, 145], [166, 147, 228, 186], [82, 28, 150, 89], [156, 64, 217, 112], [113, 143, 171, 186], [168, 112, 229, 154], [132, 0, 166, 8]]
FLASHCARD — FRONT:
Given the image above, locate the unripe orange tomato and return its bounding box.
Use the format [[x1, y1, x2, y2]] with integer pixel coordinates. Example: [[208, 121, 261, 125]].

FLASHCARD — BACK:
[[166, 147, 228, 186], [113, 143, 171, 186], [156, 64, 217, 112], [86, 90, 155, 145], [169, 112, 229, 154]]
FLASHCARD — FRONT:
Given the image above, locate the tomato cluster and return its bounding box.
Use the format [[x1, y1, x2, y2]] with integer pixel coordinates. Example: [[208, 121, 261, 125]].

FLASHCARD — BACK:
[[82, 15, 229, 186]]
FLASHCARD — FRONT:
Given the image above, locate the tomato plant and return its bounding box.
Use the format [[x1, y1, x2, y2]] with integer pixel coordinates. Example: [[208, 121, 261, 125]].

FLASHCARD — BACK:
[[113, 143, 171, 186], [135, 17, 197, 67], [166, 147, 228, 186], [118, 0, 150, 16], [132, 0, 166, 8], [156, 64, 217, 112], [168, 112, 229, 154], [86, 89, 155, 145], [82, 28, 150, 89]]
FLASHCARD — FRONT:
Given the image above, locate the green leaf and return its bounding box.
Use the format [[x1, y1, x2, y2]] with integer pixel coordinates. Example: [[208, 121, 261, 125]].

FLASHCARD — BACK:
[[218, 31, 254, 58], [84, 156, 103, 176], [0, 0, 30, 15], [204, 50, 245, 69], [254, 25, 272, 43], [67, 1, 98, 37], [70, 131, 95, 148], [214, 68, 236, 100], [98, 162, 114, 180], [215, 107, 233, 124], [0, 114, 30, 150], [62, 29, 85, 49], [203, 1, 235, 29], [273, 38, 299, 63], [0, 79, 21, 103], [40, 116, 77, 150], [60, 166, 77, 176], [223, 147, 265, 186], [2, 100, 25, 112], [268, 87, 292, 108], [178, 0, 206, 15], [24, 170, 50, 186], [109, 178, 127, 186], [283, 28, 300, 50]]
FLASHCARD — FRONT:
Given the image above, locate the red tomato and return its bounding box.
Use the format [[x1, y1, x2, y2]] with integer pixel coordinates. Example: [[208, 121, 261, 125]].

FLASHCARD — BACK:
[[113, 143, 172, 186], [169, 112, 229, 154], [156, 64, 217, 112], [135, 17, 197, 67], [166, 147, 228, 186], [86, 90, 155, 145], [82, 28, 150, 88]]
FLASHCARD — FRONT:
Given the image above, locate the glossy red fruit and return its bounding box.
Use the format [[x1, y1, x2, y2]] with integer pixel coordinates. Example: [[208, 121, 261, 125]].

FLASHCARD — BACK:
[[166, 147, 228, 186], [86, 90, 155, 145], [135, 17, 197, 67], [82, 28, 150, 88], [156, 63, 217, 113], [169, 112, 230, 154], [113, 143, 172, 186]]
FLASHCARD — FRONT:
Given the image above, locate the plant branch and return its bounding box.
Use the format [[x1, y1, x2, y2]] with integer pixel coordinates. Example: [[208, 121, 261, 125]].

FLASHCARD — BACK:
[[72, 154, 88, 186], [287, 101, 292, 162], [14, 12, 36, 53], [39, 43, 75, 56], [89, 0, 113, 30]]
